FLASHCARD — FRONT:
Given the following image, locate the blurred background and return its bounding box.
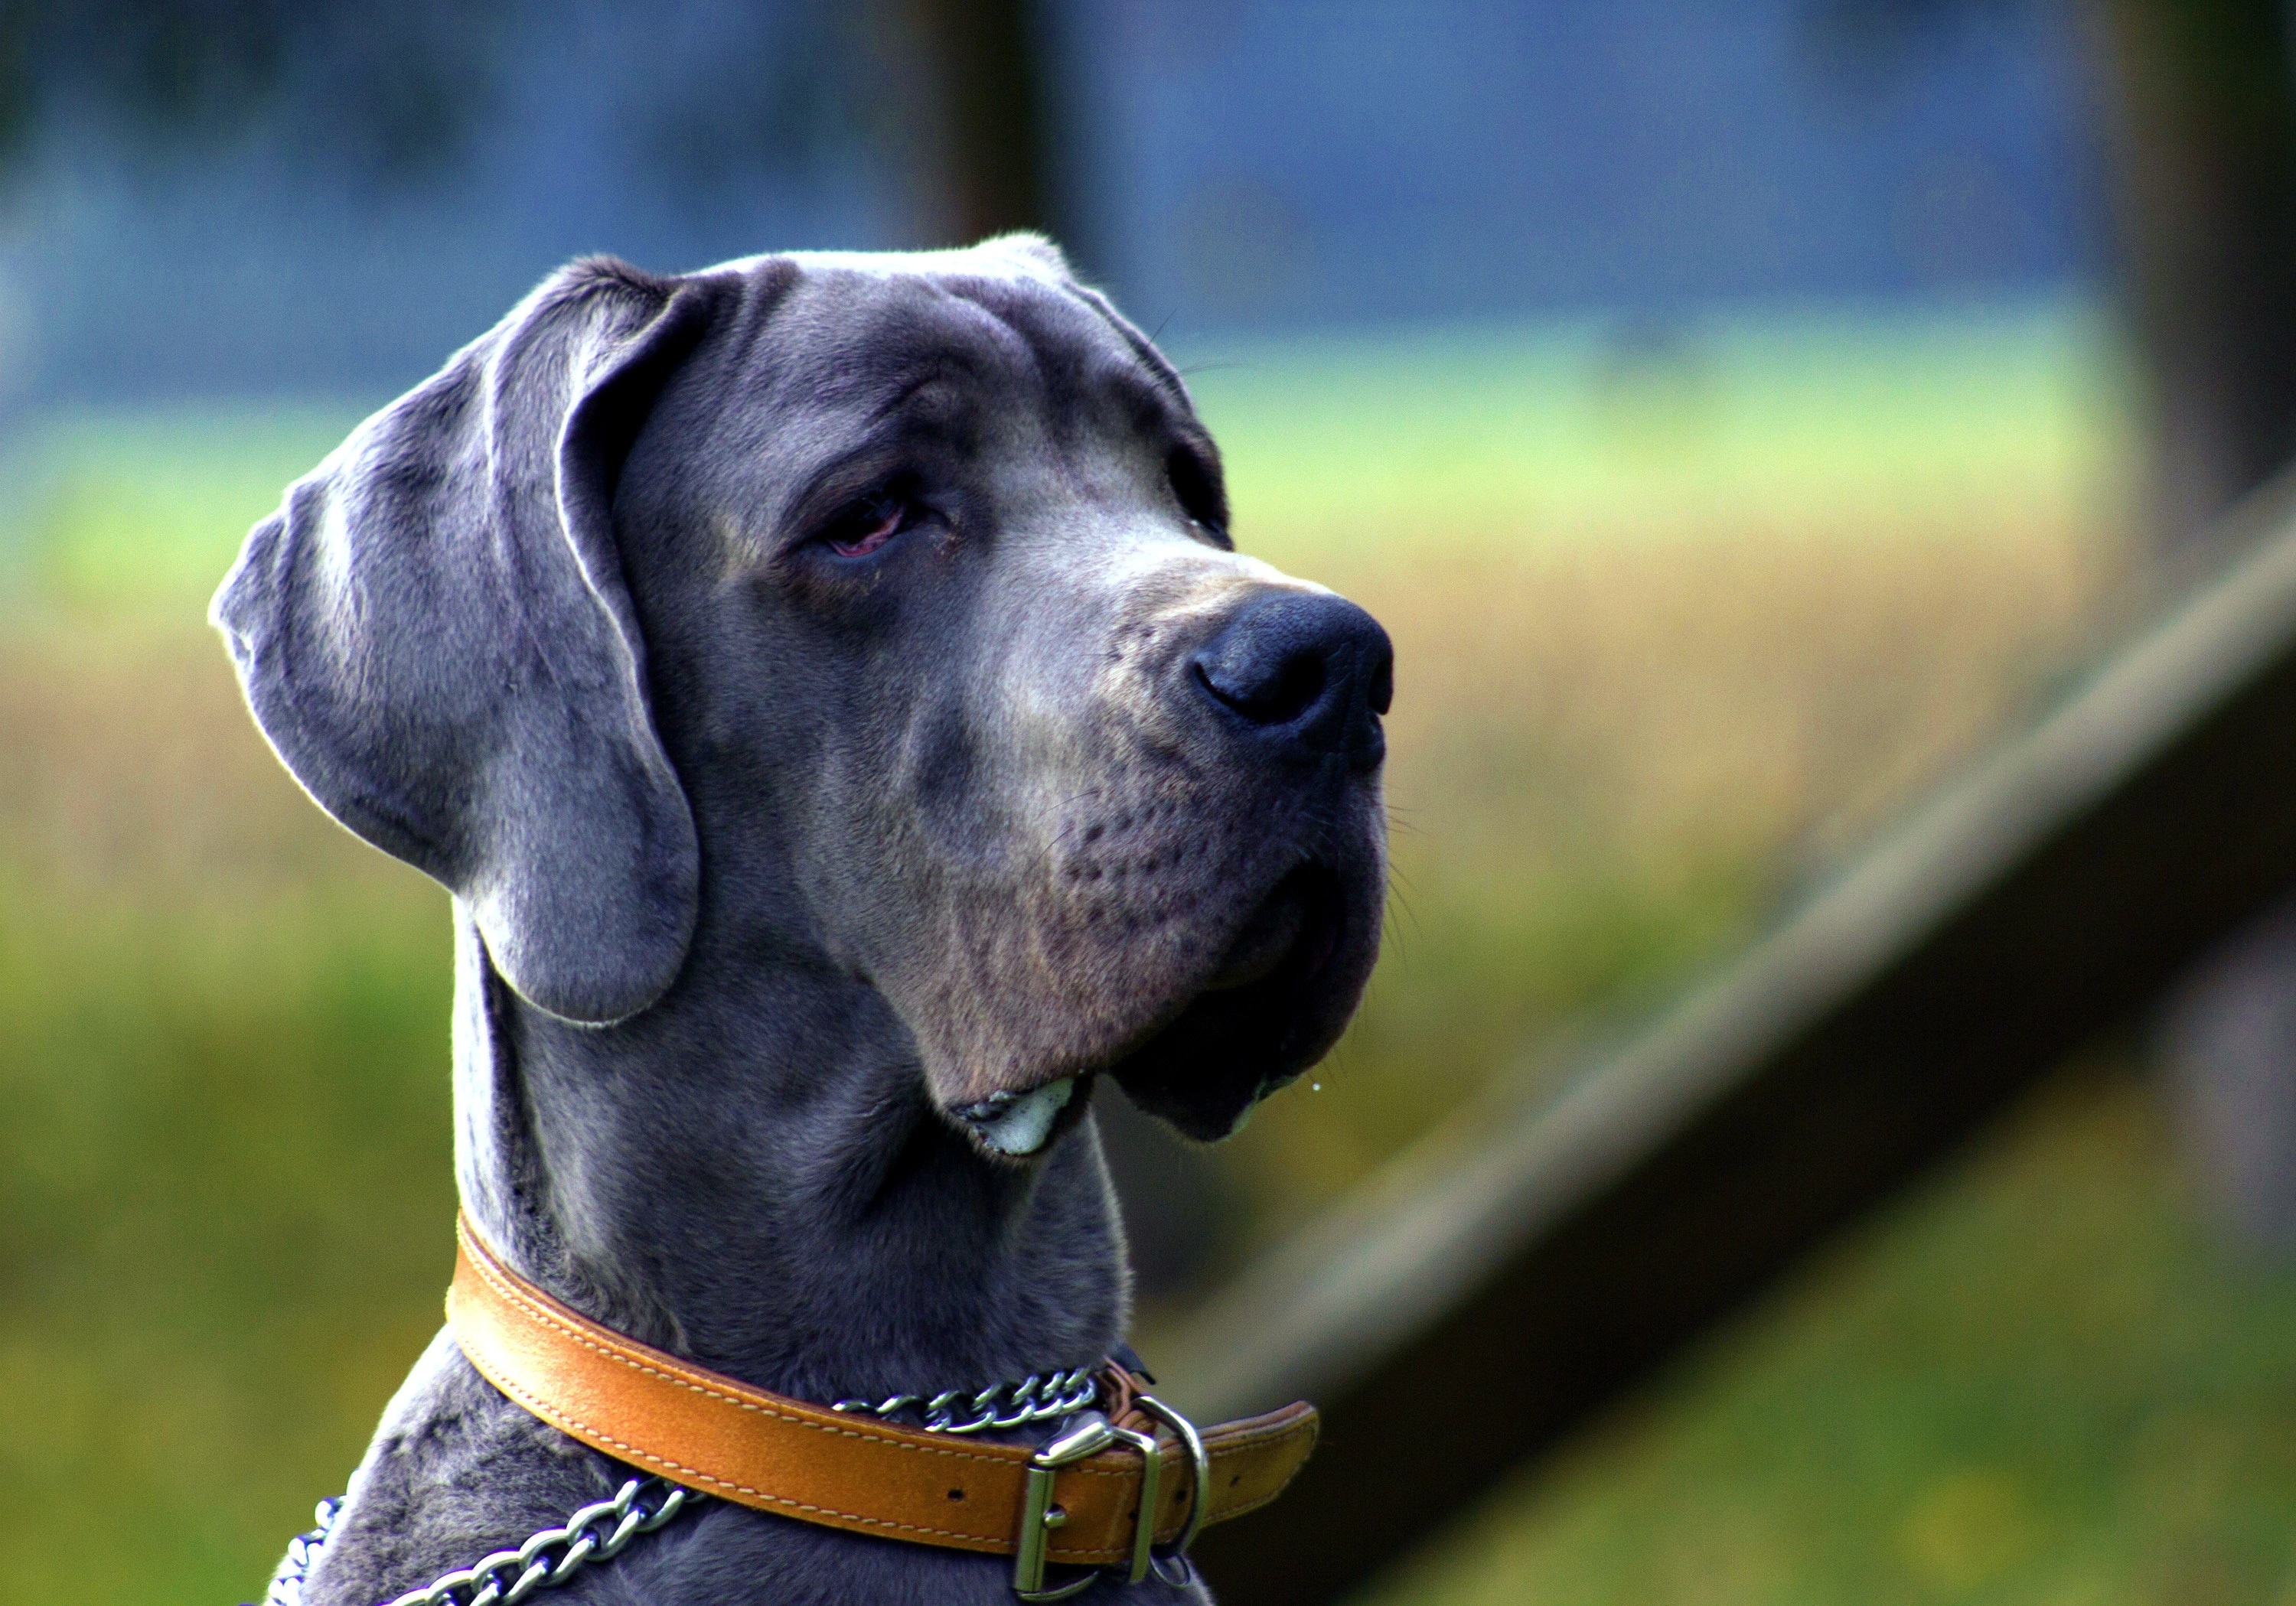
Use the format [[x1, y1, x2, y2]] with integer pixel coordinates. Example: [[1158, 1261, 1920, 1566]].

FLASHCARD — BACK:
[[8, 2, 2296, 1601]]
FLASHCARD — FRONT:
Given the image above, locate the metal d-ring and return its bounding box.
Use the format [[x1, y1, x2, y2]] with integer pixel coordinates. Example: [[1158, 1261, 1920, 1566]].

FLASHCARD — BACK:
[[1132, 1393, 1211, 1588]]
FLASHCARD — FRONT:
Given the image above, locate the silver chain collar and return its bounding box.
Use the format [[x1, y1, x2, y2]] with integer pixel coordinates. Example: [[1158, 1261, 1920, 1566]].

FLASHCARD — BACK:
[[256, 1474, 698, 1606], [255, 1477, 693, 1606], [255, 1364, 1104, 1605], [832, 1364, 1101, 1435]]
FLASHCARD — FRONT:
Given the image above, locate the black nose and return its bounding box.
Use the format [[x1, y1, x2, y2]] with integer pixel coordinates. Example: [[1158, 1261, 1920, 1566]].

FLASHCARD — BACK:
[[1191, 592, 1393, 769]]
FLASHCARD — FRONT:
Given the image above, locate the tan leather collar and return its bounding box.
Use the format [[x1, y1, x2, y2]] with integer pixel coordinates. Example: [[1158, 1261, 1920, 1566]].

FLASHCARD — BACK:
[[447, 1215, 1318, 1574]]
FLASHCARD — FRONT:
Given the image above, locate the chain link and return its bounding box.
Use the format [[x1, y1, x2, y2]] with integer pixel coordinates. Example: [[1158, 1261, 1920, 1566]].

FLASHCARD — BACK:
[[253, 1475, 700, 1606], [257, 1365, 1092, 1602], [832, 1365, 1100, 1435], [262, 1499, 341, 1606]]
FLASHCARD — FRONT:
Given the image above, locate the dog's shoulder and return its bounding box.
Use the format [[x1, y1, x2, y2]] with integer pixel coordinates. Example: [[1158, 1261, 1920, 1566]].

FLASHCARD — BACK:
[[298, 1327, 607, 1605]]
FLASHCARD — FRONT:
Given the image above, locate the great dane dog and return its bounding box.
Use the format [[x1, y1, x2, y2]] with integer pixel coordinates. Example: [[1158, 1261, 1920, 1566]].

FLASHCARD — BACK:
[[214, 236, 1390, 1604]]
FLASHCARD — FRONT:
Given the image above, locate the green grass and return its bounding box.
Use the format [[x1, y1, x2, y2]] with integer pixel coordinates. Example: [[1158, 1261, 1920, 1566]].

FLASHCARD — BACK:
[[0, 402, 370, 612], [1179, 297, 2130, 563], [1362, 1061, 2296, 1606], [0, 302, 2190, 1602], [0, 870, 454, 1604]]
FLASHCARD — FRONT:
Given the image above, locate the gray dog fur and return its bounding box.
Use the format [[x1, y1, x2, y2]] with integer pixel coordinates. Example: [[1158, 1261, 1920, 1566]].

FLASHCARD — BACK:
[[213, 236, 1390, 1604]]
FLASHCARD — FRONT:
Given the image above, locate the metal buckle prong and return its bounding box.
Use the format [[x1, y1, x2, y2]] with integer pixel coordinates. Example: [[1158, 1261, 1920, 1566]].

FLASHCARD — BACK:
[[1014, 1412, 1117, 1601]]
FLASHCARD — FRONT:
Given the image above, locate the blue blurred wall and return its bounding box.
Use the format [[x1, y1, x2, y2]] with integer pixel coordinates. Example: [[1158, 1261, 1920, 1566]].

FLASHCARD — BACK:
[[0, 2, 903, 406], [0, 0, 2100, 406], [1058, 0, 2100, 332]]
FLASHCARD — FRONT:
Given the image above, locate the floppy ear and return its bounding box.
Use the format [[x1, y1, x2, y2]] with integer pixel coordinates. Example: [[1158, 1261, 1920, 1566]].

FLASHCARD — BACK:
[[212, 260, 719, 1025]]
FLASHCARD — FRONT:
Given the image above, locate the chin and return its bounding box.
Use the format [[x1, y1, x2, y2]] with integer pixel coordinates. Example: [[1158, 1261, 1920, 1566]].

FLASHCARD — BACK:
[[1109, 855, 1384, 1142]]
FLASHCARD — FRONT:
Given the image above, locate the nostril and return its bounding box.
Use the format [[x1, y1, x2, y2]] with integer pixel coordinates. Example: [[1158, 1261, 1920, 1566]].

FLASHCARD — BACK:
[[1192, 591, 1391, 757], [1200, 647, 1327, 726]]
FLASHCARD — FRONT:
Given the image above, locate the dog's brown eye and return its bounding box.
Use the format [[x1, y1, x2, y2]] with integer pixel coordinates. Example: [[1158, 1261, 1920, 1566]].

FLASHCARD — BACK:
[[822, 492, 910, 559]]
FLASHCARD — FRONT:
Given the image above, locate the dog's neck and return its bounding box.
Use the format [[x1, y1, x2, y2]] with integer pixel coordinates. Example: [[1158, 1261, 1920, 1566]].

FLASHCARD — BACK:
[[445, 909, 1130, 1409]]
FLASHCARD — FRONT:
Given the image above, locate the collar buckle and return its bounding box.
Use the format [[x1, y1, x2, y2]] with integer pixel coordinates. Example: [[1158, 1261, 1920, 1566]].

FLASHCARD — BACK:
[[1011, 1393, 1211, 1601], [1014, 1411, 1119, 1601]]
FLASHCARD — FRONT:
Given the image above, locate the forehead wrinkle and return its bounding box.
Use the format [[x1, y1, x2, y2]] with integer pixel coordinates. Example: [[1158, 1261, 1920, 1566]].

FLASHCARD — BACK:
[[779, 337, 1000, 420], [1014, 295, 1205, 458], [938, 275, 1181, 451], [779, 265, 1194, 474], [753, 270, 1027, 414], [864, 366, 970, 428]]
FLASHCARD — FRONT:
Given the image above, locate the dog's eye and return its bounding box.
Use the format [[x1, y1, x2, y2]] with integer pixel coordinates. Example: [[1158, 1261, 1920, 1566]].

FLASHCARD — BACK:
[[820, 490, 913, 559], [1166, 446, 1228, 542]]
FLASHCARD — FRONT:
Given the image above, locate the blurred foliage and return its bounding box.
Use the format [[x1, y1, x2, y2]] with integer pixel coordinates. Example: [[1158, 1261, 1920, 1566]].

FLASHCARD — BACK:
[[0, 309, 2151, 1599], [1362, 1059, 2296, 1606]]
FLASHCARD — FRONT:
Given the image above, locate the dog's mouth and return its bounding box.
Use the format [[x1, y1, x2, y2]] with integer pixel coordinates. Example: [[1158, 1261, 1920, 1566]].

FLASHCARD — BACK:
[[951, 1075, 1082, 1157], [948, 864, 1352, 1158], [1104, 862, 1355, 1141]]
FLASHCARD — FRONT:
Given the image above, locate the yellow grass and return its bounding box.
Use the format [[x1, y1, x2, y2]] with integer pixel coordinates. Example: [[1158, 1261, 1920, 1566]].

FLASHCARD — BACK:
[[1215, 514, 2132, 1243]]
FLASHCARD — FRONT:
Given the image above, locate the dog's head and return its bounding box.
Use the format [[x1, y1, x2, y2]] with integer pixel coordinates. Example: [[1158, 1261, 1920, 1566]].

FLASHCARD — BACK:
[[214, 237, 1388, 1149]]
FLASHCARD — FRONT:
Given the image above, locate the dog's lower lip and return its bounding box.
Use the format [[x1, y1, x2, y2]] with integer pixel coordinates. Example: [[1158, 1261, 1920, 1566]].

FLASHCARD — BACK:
[[952, 1076, 1077, 1156]]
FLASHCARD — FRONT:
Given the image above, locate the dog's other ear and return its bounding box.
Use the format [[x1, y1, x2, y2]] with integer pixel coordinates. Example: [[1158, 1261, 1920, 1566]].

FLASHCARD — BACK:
[[212, 259, 720, 1024]]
